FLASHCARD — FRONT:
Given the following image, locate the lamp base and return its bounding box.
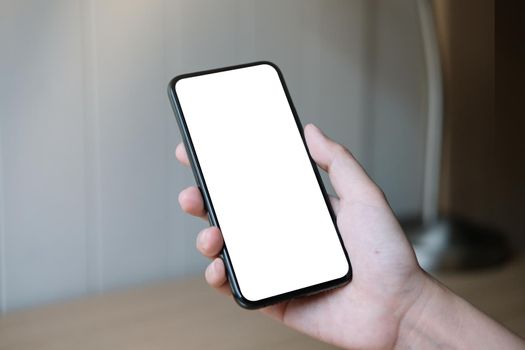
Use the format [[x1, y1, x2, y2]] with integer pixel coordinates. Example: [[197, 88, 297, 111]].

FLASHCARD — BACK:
[[403, 217, 511, 272]]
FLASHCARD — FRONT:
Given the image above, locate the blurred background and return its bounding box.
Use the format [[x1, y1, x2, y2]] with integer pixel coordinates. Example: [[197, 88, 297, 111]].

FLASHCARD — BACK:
[[0, 0, 522, 348]]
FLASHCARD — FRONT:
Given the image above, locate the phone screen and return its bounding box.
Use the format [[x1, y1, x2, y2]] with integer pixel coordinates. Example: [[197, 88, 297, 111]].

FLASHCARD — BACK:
[[175, 63, 349, 302]]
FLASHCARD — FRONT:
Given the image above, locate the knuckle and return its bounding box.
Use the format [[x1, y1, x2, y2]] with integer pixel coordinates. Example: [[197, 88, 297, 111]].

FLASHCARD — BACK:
[[368, 184, 388, 203], [332, 144, 353, 163], [333, 144, 349, 157]]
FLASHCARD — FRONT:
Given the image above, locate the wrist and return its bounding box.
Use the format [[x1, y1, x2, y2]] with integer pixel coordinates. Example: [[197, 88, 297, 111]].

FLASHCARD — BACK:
[[393, 270, 525, 350], [394, 271, 461, 350]]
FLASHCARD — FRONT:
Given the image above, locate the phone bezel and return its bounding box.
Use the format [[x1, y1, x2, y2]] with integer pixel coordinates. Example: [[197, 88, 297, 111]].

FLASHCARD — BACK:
[[167, 61, 352, 309]]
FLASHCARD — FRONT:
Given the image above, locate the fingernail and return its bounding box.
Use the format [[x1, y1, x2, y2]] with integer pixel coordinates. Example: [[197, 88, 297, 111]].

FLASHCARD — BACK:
[[212, 259, 221, 274], [205, 263, 212, 279], [205, 259, 217, 279], [197, 229, 208, 250]]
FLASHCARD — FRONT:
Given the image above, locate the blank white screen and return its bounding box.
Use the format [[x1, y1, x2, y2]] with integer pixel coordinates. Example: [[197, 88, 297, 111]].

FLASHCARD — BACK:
[[175, 63, 349, 302]]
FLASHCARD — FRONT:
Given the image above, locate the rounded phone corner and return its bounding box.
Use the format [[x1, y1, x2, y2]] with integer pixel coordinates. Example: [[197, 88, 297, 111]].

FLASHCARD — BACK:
[[228, 280, 263, 310], [341, 262, 353, 284], [338, 256, 353, 285], [256, 60, 279, 71], [167, 74, 187, 96], [255, 61, 284, 77], [232, 293, 261, 310], [220, 249, 264, 310]]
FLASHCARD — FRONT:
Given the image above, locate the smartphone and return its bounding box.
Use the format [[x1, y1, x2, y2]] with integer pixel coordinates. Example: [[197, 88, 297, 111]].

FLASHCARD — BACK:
[[168, 61, 351, 309]]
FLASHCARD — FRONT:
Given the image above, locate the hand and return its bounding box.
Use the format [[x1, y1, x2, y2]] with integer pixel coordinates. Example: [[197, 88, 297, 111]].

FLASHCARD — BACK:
[[177, 123, 426, 349], [176, 124, 525, 350]]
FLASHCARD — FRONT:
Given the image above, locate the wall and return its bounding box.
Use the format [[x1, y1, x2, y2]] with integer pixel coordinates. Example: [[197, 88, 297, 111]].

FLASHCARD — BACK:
[[365, 0, 427, 216], [0, 0, 427, 311]]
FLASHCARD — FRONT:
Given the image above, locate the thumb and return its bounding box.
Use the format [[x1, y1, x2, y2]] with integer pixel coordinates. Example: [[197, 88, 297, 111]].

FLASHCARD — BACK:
[[304, 123, 384, 205]]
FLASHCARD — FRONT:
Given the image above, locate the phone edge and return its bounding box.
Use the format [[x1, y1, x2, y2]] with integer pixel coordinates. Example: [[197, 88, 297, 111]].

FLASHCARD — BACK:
[[167, 60, 352, 310]]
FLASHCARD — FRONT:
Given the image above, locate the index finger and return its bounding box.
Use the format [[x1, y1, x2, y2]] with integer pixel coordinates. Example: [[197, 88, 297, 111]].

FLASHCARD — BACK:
[[175, 142, 190, 166]]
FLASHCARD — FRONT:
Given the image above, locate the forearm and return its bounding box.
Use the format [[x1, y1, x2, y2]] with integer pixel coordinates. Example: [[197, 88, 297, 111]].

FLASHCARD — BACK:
[[395, 275, 525, 350]]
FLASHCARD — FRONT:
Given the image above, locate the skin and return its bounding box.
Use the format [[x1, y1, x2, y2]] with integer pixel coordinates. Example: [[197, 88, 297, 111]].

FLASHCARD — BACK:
[[176, 124, 525, 350]]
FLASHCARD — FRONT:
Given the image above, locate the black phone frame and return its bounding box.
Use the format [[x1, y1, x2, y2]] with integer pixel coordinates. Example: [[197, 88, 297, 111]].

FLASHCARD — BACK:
[[167, 61, 352, 309]]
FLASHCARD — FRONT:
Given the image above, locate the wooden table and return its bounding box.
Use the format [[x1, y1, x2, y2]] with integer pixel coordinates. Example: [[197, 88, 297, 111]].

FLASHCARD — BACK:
[[1, 257, 524, 350]]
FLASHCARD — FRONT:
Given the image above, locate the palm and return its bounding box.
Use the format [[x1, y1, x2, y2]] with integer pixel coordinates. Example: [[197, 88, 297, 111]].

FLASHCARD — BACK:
[[266, 198, 423, 349]]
